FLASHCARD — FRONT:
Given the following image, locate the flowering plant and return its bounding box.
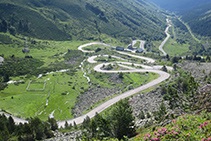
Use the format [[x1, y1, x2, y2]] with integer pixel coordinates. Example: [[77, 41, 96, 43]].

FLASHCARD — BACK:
[[132, 111, 211, 141]]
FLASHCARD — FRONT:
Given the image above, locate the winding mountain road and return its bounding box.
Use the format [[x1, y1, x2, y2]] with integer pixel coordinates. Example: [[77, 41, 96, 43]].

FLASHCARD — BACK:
[[1, 20, 172, 127], [159, 19, 171, 56], [57, 42, 171, 127], [132, 40, 146, 51]]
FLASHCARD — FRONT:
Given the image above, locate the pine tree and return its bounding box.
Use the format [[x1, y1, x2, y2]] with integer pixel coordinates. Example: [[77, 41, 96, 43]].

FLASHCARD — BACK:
[[65, 121, 69, 129], [48, 118, 58, 131], [161, 65, 167, 72], [74, 121, 77, 129], [139, 110, 145, 119], [109, 99, 135, 140]]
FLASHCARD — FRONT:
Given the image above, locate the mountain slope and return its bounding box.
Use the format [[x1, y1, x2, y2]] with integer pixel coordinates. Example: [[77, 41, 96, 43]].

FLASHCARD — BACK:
[[0, 0, 166, 41], [179, 2, 211, 37], [149, 0, 210, 12]]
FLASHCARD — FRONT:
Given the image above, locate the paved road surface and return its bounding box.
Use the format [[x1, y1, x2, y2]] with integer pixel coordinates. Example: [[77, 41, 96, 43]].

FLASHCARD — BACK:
[[0, 56, 4, 64], [132, 40, 146, 51], [78, 42, 115, 53], [159, 19, 171, 56], [0, 112, 28, 124]]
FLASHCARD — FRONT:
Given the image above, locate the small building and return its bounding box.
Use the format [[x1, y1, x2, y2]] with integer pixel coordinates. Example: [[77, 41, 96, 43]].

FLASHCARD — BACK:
[[136, 48, 144, 53], [22, 48, 30, 53], [116, 46, 124, 51]]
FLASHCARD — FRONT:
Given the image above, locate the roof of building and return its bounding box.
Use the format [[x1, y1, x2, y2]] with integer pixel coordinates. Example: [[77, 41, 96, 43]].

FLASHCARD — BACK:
[[116, 46, 124, 50], [137, 48, 144, 52]]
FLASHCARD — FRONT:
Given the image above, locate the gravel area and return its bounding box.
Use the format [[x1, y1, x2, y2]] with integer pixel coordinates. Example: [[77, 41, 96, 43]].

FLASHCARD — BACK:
[[179, 61, 211, 79], [129, 87, 169, 127], [72, 87, 124, 117]]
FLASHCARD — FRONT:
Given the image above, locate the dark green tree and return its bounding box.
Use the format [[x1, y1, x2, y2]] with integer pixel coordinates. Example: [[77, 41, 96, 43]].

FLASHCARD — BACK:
[[89, 119, 98, 138], [48, 118, 58, 131], [108, 99, 135, 140], [74, 121, 77, 129], [139, 110, 145, 119], [161, 86, 167, 95], [7, 116, 15, 134], [173, 64, 177, 71], [94, 112, 110, 138], [161, 65, 167, 72], [65, 121, 69, 129], [146, 112, 151, 118], [154, 101, 167, 122], [118, 72, 124, 78], [82, 116, 91, 130]]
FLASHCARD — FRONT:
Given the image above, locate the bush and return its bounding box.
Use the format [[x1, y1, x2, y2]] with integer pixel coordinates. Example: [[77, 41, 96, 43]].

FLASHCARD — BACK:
[[132, 111, 211, 141]]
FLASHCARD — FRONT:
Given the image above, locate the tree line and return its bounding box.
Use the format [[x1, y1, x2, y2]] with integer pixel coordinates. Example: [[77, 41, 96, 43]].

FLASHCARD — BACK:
[[64, 99, 136, 140], [0, 114, 57, 141], [0, 99, 136, 140]]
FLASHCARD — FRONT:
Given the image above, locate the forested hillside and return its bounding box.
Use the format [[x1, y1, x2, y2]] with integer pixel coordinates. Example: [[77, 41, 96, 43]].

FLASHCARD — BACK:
[[0, 0, 166, 41], [149, 0, 210, 12], [179, 2, 211, 37]]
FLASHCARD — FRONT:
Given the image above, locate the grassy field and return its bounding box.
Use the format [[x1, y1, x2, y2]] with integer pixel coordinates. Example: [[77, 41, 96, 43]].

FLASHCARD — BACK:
[[27, 82, 45, 90], [163, 38, 189, 56], [133, 41, 140, 48], [0, 70, 89, 121]]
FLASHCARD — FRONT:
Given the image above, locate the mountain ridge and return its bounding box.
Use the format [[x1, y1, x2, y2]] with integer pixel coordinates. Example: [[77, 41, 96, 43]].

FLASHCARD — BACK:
[[0, 0, 166, 41], [149, 0, 211, 12]]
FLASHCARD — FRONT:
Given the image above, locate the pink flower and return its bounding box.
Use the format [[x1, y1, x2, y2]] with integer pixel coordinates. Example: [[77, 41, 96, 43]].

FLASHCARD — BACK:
[[174, 132, 178, 135], [157, 134, 160, 136], [187, 132, 190, 136], [157, 130, 160, 133], [173, 119, 177, 122], [198, 124, 203, 128], [202, 138, 205, 141], [208, 138, 211, 141], [204, 121, 209, 124], [152, 137, 159, 141]]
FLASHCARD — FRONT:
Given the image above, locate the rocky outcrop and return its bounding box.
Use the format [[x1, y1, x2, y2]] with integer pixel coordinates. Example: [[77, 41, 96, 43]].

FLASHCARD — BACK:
[[44, 130, 82, 141], [73, 87, 124, 117], [129, 87, 169, 127]]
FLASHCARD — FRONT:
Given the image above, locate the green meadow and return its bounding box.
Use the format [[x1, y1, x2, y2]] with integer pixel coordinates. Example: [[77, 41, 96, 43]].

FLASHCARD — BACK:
[[163, 38, 189, 56], [0, 33, 160, 121], [0, 71, 89, 121]]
